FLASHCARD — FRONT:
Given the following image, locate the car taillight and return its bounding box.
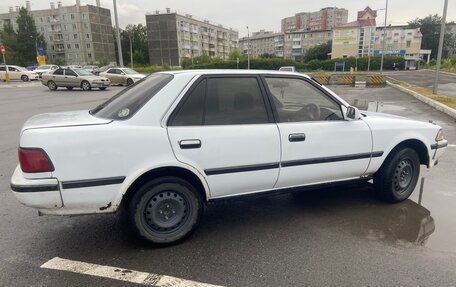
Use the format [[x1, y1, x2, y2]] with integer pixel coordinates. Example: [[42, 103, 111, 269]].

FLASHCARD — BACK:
[[18, 147, 55, 173]]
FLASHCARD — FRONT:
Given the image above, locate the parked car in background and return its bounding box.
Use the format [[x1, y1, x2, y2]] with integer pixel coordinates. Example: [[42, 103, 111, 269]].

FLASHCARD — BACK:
[[34, 65, 59, 78], [68, 65, 82, 69], [93, 65, 115, 75], [0, 65, 39, 81], [11, 70, 448, 246], [82, 65, 99, 74], [279, 66, 296, 72], [41, 67, 110, 91], [99, 67, 146, 86]]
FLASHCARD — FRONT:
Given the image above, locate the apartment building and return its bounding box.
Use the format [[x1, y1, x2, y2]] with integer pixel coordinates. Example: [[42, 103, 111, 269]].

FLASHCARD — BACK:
[[0, 0, 116, 65], [146, 9, 238, 66], [331, 7, 377, 59], [239, 30, 284, 58], [281, 7, 348, 33], [284, 30, 332, 60]]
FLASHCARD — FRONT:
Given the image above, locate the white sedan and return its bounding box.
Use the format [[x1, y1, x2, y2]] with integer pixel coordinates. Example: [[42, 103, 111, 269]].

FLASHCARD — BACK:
[[10, 70, 448, 246], [0, 65, 39, 81]]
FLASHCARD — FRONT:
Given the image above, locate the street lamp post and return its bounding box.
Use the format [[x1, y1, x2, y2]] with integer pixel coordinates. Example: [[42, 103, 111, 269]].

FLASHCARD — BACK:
[[113, 0, 123, 67], [433, 0, 448, 94], [129, 34, 133, 68], [380, 0, 389, 73], [246, 26, 250, 70]]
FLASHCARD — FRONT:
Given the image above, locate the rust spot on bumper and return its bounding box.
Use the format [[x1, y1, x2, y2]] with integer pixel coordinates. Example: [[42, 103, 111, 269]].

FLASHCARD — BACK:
[[99, 202, 112, 211]]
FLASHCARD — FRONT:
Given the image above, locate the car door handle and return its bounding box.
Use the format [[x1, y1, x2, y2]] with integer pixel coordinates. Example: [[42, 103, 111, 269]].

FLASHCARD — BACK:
[[179, 139, 201, 149], [289, 133, 306, 142]]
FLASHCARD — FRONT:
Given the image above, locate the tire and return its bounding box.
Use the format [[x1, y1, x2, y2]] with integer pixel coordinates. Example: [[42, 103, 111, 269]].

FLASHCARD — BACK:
[[66, 87, 74, 90], [21, 75, 29, 82], [81, 80, 91, 91], [47, 80, 57, 91], [126, 78, 134, 86], [99, 87, 107, 90], [128, 176, 203, 246], [374, 147, 420, 203]]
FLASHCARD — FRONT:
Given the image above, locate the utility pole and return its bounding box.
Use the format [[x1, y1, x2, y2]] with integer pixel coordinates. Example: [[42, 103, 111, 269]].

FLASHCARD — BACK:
[[129, 34, 133, 68], [433, 0, 448, 94], [113, 0, 123, 66], [246, 26, 250, 70], [380, 0, 388, 73]]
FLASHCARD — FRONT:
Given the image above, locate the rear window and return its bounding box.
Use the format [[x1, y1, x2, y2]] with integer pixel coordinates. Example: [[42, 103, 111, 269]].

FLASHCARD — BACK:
[[90, 73, 173, 120]]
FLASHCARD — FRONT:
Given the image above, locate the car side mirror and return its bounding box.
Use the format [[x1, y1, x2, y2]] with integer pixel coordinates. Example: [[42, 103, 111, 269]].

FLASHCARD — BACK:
[[346, 106, 360, 120]]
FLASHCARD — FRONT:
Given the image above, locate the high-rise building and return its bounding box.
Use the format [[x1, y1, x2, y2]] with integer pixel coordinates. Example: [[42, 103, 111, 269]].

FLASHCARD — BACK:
[[146, 9, 239, 66], [281, 7, 348, 33], [0, 1, 116, 65], [239, 30, 283, 58], [284, 30, 332, 60]]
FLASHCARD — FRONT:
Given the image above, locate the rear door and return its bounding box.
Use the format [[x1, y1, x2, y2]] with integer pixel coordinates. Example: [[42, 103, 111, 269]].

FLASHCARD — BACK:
[[7, 66, 20, 80], [167, 75, 281, 199], [262, 76, 373, 188], [50, 68, 64, 85]]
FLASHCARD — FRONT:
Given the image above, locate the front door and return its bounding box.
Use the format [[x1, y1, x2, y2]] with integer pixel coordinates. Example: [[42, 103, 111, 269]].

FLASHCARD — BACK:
[[167, 75, 281, 198], [262, 76, 374, 189]]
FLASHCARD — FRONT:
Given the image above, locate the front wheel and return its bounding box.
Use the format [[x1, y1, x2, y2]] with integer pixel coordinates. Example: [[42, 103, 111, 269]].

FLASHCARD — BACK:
[[81, 80, 91, 91], [21, 75, 29, 82], [128, 177, 203, 246], [126, 78, 134, 86], [374, 147, 420, 203]]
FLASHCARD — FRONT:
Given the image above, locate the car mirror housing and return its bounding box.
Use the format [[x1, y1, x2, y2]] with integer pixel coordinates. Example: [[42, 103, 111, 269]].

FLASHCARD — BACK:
[[346, 106, 360, 120]]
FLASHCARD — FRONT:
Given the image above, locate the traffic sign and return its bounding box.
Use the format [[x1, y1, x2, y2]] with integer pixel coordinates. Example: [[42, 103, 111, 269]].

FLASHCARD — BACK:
[[0, 45, 5, 54]]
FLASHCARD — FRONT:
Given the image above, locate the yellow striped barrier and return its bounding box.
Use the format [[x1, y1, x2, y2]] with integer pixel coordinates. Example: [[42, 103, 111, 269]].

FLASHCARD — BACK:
[[313, 75, 330, 85], [367, 75, 386, 88], [337, 75, 355, 86]]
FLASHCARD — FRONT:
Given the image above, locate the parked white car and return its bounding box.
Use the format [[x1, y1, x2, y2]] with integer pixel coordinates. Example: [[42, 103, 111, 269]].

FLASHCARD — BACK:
[[34, 64, 59, 77], [0, 65, 39, 81], [10, 70, 448, 246]]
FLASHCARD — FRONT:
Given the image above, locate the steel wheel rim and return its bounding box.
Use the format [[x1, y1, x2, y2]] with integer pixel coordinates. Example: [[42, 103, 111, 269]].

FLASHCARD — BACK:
[[143, 190, 190, 234], [393, 159, 414, 193]]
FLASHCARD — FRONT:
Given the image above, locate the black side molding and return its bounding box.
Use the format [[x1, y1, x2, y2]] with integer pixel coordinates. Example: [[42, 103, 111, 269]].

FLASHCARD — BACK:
[[281, 151, 384, 168], [11, 184, 59, 193], [62, 176, 125, 189], [205, 163, 280, 176]]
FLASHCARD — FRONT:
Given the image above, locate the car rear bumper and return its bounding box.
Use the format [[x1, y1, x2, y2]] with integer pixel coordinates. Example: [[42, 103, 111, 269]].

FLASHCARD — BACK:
[[10, 165, 63, 209]]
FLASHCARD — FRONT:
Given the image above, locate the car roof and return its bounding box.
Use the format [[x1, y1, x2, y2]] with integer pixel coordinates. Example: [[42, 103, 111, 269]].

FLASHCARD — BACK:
[[160, 69, 310, 78]]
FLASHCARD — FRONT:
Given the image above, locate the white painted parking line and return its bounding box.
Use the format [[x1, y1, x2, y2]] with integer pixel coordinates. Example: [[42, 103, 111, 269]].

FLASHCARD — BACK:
[[41, 257, 223, 287]]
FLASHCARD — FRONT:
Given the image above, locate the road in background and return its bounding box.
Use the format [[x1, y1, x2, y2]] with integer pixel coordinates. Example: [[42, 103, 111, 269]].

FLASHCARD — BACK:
[[0, 83, 455, 286]]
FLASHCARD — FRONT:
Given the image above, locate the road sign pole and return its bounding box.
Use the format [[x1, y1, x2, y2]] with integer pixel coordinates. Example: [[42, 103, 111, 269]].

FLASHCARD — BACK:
[[433, 0, 448, 94], [1, 46, 9, 82]]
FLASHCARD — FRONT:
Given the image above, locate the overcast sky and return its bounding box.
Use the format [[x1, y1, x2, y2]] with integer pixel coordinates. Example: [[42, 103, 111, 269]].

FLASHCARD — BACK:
[[1, 0, 455, 36]]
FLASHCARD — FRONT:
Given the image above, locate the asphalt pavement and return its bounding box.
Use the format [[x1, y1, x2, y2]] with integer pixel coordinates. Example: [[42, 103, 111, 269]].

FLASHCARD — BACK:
[[384, 69, 456, 98], [0, 82, 455, 286]]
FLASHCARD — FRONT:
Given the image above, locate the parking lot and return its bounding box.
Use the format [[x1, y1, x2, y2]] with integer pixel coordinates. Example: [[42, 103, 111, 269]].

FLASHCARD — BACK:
[[0, 81, 455, 286]]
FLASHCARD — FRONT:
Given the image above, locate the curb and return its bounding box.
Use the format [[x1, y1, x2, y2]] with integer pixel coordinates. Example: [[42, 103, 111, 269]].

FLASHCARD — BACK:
[[387, 80, 456, 119]]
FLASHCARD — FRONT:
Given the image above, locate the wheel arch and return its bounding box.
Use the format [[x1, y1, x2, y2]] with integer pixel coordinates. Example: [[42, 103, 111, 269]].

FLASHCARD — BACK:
[[385, 139, 430, 167], [120, 166, 209, 210]]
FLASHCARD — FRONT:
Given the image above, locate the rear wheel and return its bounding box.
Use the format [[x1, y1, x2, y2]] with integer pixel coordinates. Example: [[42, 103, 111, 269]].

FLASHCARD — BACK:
[[128, 177, 203, 246], [126, 78, 134, 86], [47, 80, 57, 91], [81, 80, 91, 91], [374, 147, 420, 203], [21, 75, 29, 82]]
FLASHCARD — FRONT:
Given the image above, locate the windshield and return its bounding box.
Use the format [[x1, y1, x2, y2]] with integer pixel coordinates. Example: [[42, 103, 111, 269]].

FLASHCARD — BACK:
[[15, 66, 27, 72], [122, 68, 139, 75], [73, 69, 93, 76], [91, 73, 173, 120]]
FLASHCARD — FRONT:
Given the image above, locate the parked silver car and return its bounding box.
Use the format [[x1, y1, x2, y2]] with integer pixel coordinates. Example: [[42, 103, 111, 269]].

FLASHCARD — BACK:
[[41, 68, 111, 91]]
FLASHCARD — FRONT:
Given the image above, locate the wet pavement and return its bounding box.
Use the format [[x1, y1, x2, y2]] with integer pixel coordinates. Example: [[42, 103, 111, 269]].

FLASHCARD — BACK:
[[0, 84, 455, 286], [384, 69, 456, 98]]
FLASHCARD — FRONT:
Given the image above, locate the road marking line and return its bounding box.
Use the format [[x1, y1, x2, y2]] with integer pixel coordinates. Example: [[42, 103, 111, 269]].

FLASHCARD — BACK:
[[448, 144, 456, 148], [41, 257, 223, 287]]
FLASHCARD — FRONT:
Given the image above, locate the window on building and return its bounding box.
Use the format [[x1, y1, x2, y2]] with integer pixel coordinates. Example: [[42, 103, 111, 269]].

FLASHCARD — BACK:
[[64, 24, 67, 31], [72, 24, 76, 30], [86, 34, 90, 39], [47, 17, 50, 23], [40, 17, 43, 22], [71, 14, 75, 20], [67, 44, 71, 49], [75, 44, 79, 49], [41, 27, 44, 32], [62, 15, 65, 20], [406, 40, 411, 48], [88, 53, 92, 58], [49, 36, 53, 41], [73, 34, 78, 39], [82, 14, 86, 19]]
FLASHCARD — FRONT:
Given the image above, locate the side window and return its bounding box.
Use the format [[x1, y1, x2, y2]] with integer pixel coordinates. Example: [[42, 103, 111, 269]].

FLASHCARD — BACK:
[[53, 69, 64, 75], [0, 66, 6, 71], [107, 69, 116, 74], [170, 79, 205, 126], [264, 77, 343, 122], [65, 69, 77, 76], [8, 67, 18, 71], [204, 77, 269, 125]]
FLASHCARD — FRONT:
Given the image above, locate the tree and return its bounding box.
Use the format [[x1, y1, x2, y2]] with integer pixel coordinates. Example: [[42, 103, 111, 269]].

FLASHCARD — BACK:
[[15, 7, 44, 66], [408, 15, 455, 59], [303, 41, 332, 62], [113, 24, 150, 66], [0, 23, 18, 64]]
